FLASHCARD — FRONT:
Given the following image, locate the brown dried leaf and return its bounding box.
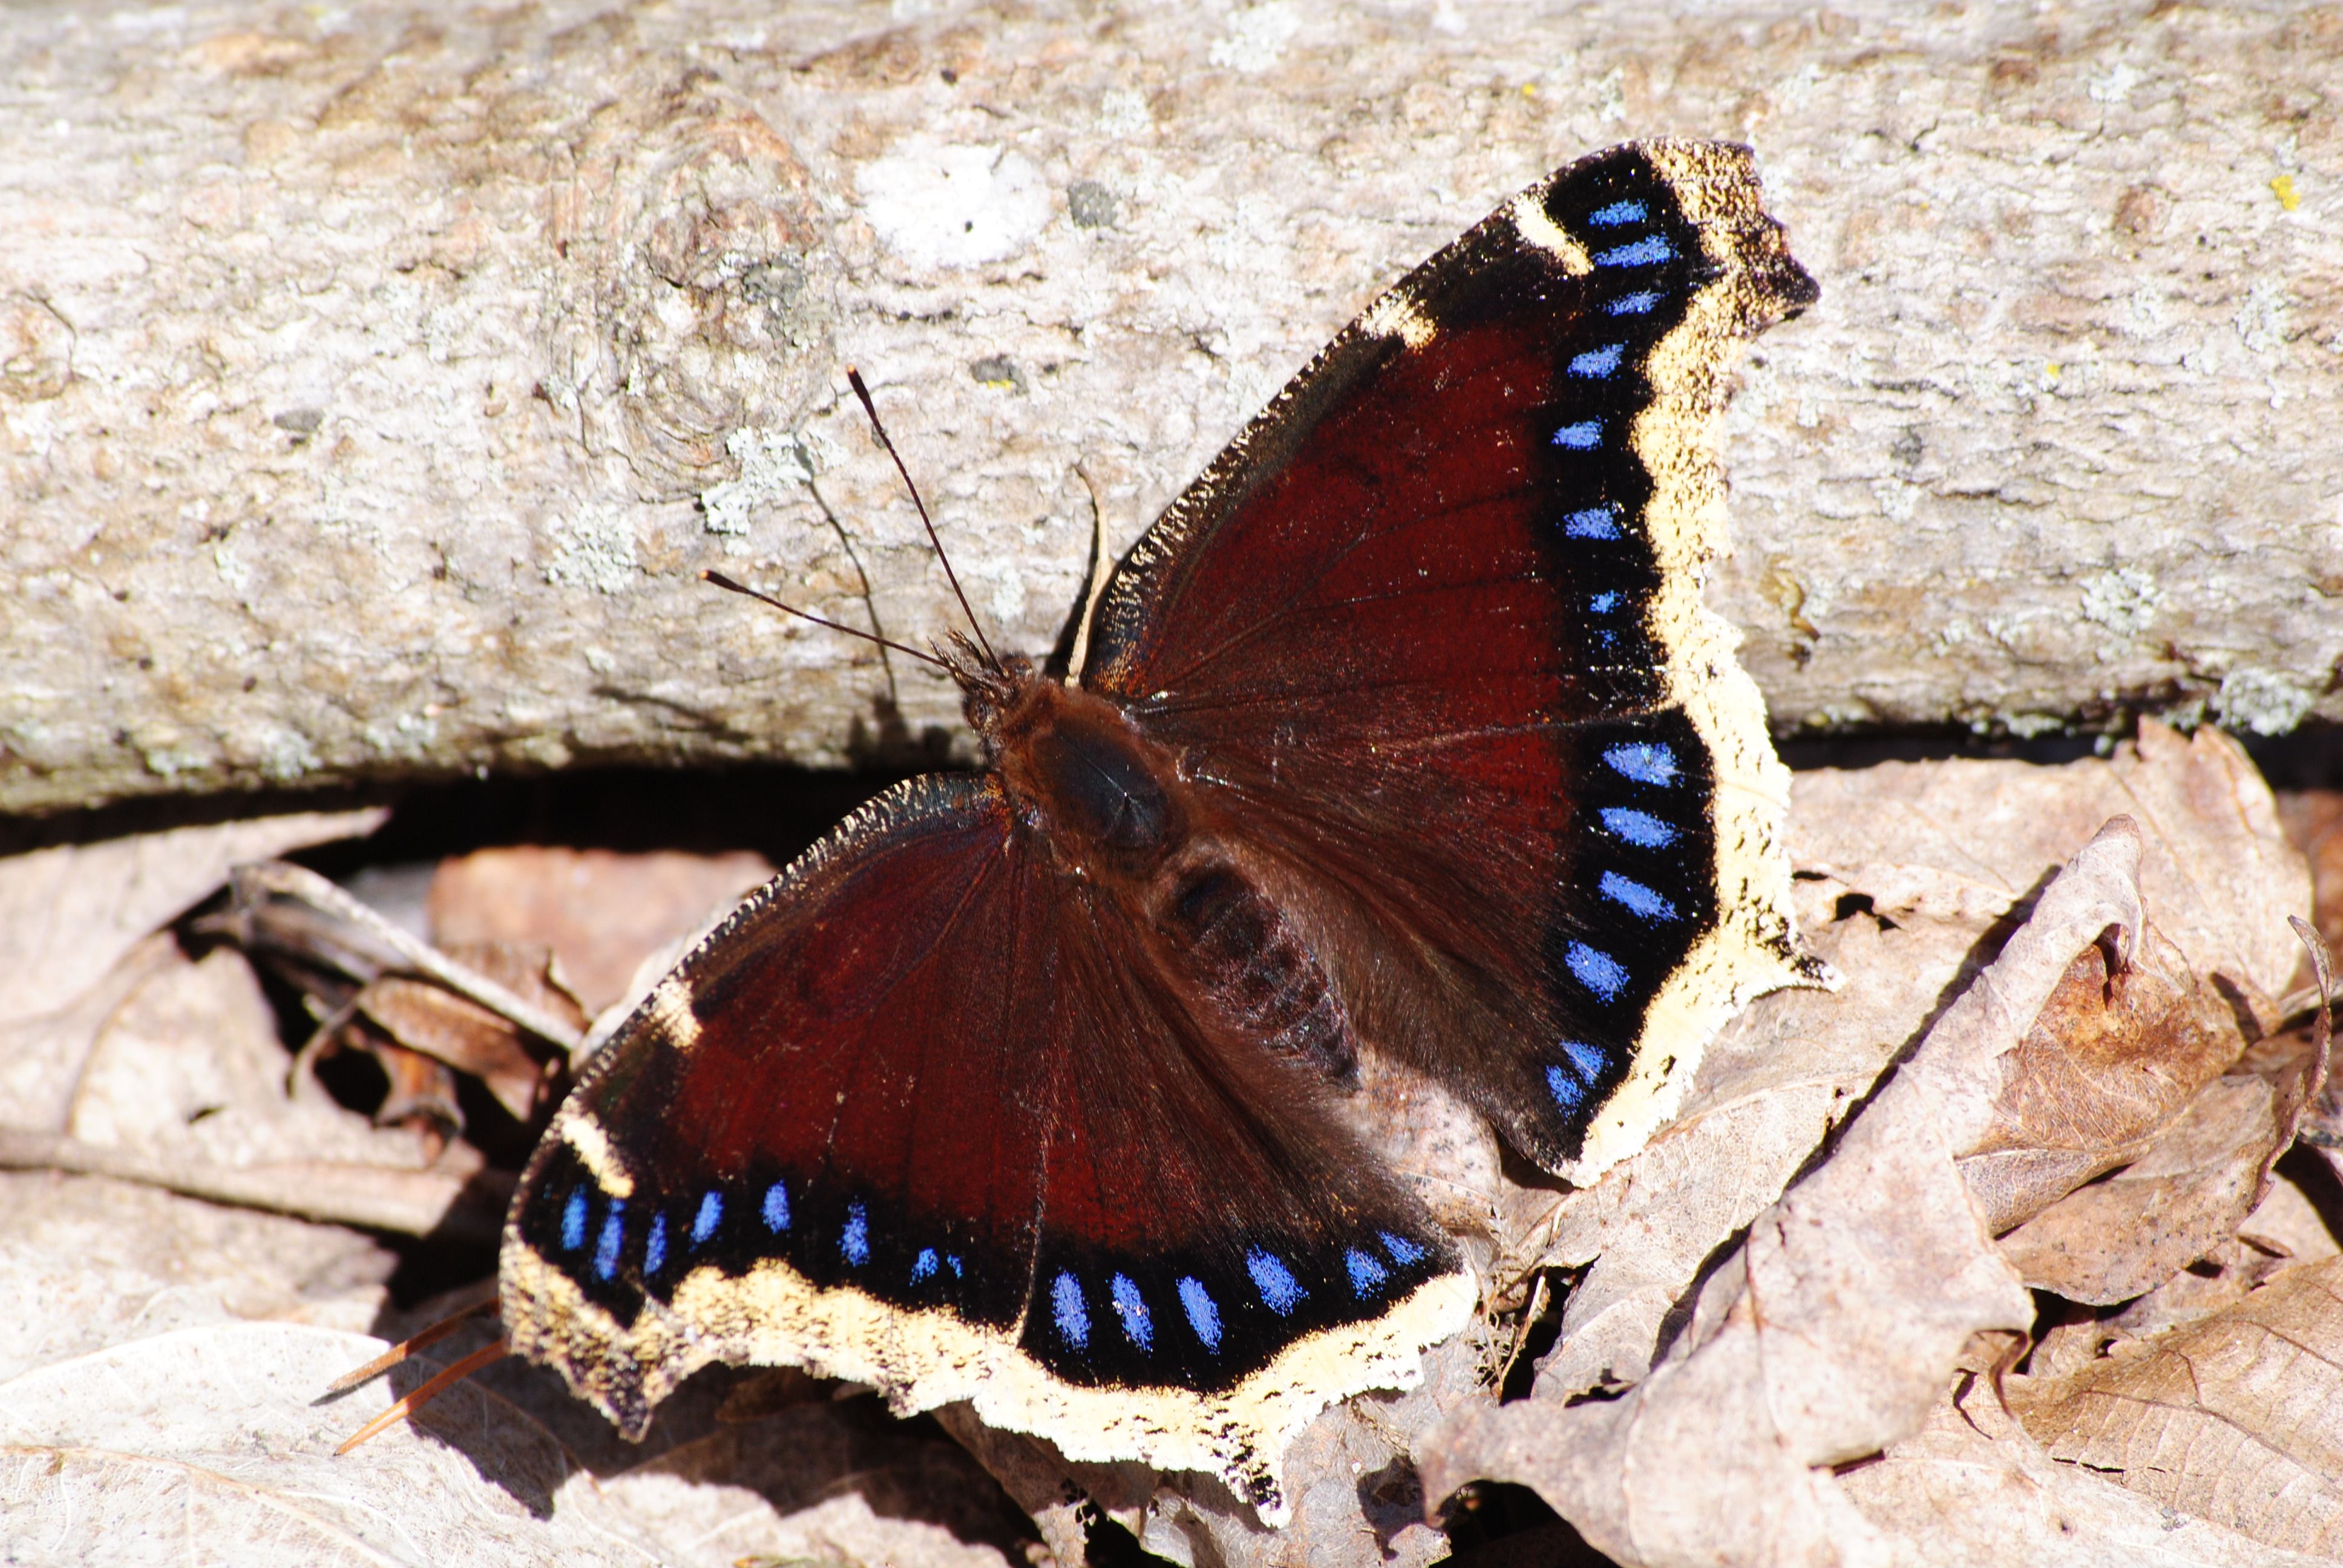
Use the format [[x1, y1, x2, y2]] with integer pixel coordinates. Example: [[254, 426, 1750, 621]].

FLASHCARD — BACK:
[[1997, 1076, 2289, 1304], [0, 809, 387, 1132], [2277, 788, 2343, 955], [427, 846, 774, 1014], [1795, 723, 2307, 1012], [1958, 922, 2246, 1235], [0, 1321, 1021, 1567], [352, 942, 583, 1121], [1836, 1353, 2335, 1567], [2009, 1255, 2343, 1556]]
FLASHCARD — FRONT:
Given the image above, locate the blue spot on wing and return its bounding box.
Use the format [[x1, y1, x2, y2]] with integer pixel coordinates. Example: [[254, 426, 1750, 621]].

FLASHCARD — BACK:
[[1600, 870, 1679, 922], [1380, 1231, 1428, 1266], [1178, 1276, 1222, 1350], [1110, 1273, 1152, 1350], [1568, 942, 1630, 1002], [841, 1202, 869, 1266], [762, 1180, 790, 1232], [1604, 742, 1677, 786], [1052, 1272, 1090, 1348], [691, 1190, 722, 1245], [1568, 342, 1625, 378], [911, 1247, 937, 1284], [1345, 1248, 1389, 1297], [1563, 1037, 1608, 1080], [1594, 235, 1674, 268], [560, 1189, 587, 1252], [1247, 1250, 1305, 1315], [1590, 591, 1621, 613], [1607, 290, 1661, 315], [1601, 806, 1677, 848], [1546, 1063, 1585, 1111], [1587, 199, 1647, 226], [1564, 507, 1620, 540], [1552, 419, 1603, 449], [594, 1200, 625, 1281], [644, 1212, 668, 1275]]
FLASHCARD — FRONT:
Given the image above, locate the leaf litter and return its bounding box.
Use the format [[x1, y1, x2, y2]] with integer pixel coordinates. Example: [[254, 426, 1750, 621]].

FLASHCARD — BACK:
[[2, 722, 2340, 1567]]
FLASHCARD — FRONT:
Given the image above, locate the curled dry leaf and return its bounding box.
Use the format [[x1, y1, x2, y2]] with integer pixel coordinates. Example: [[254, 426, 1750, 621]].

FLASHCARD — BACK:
[[1958, 922, 2243, 1236], [348, 942, 586, 1123], [2008, 1255, 2343, 1557], [0, 809, 387, 1132]]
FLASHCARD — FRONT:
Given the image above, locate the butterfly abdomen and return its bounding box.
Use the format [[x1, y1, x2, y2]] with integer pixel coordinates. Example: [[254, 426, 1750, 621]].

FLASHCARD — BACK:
[[1155, 863, 1359, 1083]]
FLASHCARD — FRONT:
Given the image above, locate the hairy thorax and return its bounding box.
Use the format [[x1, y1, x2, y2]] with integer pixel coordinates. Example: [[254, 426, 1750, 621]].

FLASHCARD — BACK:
[[978, 664, 1358, 1083]]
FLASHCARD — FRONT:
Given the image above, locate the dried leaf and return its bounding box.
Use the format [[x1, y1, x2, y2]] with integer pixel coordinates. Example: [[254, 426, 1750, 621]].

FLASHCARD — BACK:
[[2009, 1255, 2343, 1556], [2276, 788, 2343, 955], [1837, 1356, 2336, 1567], [1795, 723, 2307, 1012], [0, 809, 386, 1132], [1958, 923, 2244, 1235], [427, 846, 774, 1014], [0, 1321, 1021, 1567], [1997, 1073, 2291, 1304]]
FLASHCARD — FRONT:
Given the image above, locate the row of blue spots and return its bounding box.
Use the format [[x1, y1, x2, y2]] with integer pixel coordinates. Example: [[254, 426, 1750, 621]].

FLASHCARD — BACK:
[[1560, 740, 1689, 1004], [1046, 1232, 1435, 1354], [1600, 869, 1679, 923], [1568, 342, 1625, 379], [1546, 1038, 1611, 1112], [1552, 419, 1603, 451]]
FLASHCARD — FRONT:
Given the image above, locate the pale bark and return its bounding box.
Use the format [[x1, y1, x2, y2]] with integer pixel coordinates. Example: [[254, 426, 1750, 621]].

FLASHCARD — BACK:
[[4, 0, 2338, 813]]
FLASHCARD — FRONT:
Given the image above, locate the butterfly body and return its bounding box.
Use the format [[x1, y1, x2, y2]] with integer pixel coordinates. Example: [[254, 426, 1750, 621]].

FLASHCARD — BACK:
[[500, 139, 1827, 1522]]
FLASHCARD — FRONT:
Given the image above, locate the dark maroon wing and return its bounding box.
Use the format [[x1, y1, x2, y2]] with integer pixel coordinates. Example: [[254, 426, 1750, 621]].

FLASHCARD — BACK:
[[1082, 141, 1823, 1178], [502, 774, 1457, 1443]]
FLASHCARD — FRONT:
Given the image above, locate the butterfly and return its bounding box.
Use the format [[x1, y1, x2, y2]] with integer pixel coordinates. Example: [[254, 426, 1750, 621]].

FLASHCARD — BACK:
[[497, 138, 1825, 1523]]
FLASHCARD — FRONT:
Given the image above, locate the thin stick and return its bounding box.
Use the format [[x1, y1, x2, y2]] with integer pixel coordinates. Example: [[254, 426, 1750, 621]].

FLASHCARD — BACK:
[[700, 570, 950, 670], [334, 1338, 513, 1455], [323, 1296, 502, 1396], [847, 367, 996, 664]]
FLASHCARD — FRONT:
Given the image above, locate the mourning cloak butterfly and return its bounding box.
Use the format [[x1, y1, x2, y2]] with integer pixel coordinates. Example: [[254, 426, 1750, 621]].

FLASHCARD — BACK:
[[500, 139, 1826, 1521]]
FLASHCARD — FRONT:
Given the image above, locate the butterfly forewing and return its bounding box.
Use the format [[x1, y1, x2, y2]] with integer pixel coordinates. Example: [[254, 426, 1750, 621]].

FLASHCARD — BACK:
[[1082, 141, 1826, 1180]]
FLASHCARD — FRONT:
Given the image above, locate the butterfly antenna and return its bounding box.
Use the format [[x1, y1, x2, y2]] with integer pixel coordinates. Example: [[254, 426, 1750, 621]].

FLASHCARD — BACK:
[[847, 367, 998, 666], [701, 570, 952, 672], [324, 1293, 510, 1455]]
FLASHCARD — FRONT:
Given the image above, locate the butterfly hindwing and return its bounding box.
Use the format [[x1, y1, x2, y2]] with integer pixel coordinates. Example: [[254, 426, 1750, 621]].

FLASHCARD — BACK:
[[500, 774, 1472, 1519], [1081, 140, 1829, 1181]]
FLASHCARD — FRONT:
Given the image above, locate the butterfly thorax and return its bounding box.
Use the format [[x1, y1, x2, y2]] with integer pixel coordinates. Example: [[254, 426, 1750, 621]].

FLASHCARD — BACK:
[[959, 649, 1360, 1082]]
